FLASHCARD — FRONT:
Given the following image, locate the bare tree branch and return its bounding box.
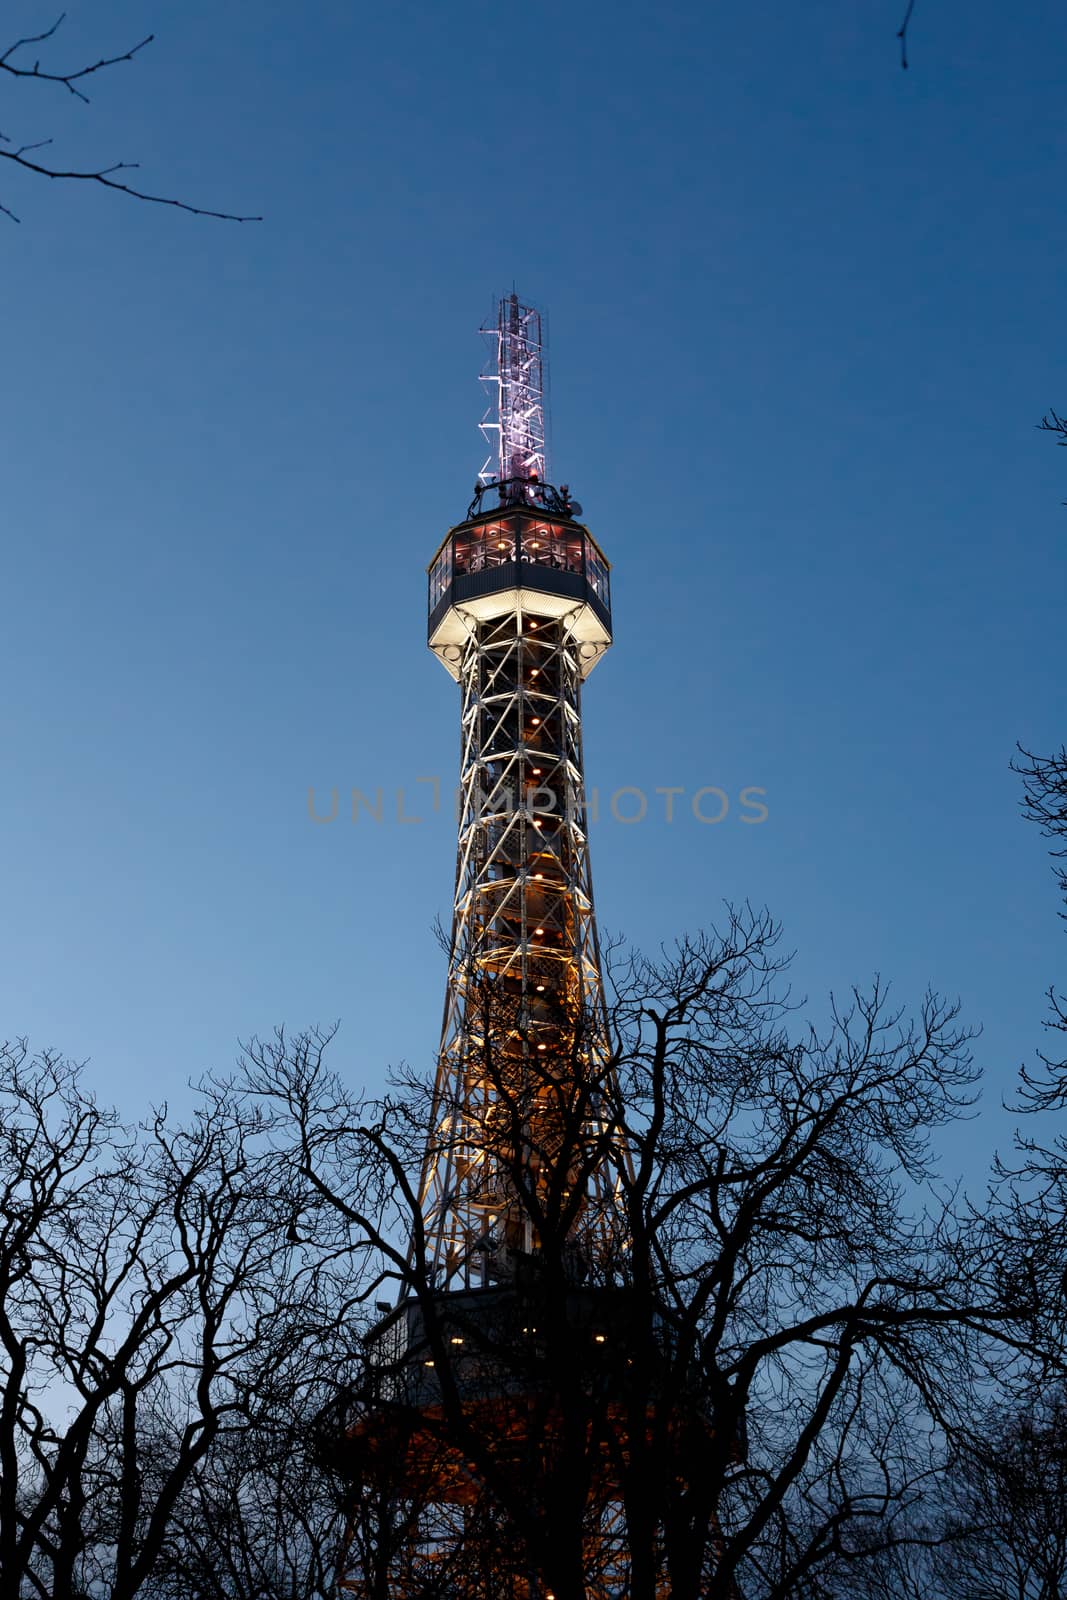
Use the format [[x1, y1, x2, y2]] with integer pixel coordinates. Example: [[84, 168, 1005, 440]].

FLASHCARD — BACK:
[[0, 13, 259, 223], [0, 15, 153, 104], [0, 144, 261, 222], [897, 0, 917, 69]]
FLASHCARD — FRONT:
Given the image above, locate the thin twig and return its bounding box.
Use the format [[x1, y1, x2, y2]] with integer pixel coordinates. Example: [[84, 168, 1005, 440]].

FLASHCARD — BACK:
[[897, 0, 917, 69]]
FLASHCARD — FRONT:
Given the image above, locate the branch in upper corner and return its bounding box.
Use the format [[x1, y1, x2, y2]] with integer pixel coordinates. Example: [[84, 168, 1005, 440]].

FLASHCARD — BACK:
[[0, 14, 153, 105], [897, 0, 917, 69], [0, 146, 262, 222], [0, 15, 260, 223]]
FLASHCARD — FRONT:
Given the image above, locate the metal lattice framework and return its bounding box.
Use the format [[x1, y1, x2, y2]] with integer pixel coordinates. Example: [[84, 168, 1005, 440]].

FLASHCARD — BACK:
[[478, 293, 547, 488], [342, 1492, 634, 1599], [419, 604, 621, 1290]]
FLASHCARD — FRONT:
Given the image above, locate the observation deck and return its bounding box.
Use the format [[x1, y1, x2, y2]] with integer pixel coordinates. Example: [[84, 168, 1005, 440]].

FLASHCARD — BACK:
[[427, 479, 612, 682], [335, 1279, 733, 1508]]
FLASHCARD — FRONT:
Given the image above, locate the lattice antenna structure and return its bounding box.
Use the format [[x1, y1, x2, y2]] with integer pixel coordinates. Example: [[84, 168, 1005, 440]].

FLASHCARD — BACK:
[[477, 293, 548, 488]]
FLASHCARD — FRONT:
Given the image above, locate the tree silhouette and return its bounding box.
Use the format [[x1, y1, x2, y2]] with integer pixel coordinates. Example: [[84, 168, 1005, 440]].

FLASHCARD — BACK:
[[0, 1041, 355, 1600], [252, 908, 1041, 1600]]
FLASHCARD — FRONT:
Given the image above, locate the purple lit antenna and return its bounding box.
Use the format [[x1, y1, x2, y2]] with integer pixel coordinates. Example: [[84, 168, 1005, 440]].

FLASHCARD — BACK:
[[478, 293, 547, 488]]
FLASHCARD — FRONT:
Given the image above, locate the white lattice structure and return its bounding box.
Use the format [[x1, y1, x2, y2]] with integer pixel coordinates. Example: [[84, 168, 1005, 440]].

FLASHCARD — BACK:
[[478, 293, 548, 488]]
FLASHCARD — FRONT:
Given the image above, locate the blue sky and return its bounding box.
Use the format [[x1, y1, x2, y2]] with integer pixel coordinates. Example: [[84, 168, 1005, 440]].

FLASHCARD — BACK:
[[2, 0, 1064, 1178]]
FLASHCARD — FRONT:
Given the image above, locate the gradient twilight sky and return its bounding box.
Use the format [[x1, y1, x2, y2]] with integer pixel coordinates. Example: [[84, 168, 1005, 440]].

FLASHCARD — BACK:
[[2, 0, 1064, 1176]]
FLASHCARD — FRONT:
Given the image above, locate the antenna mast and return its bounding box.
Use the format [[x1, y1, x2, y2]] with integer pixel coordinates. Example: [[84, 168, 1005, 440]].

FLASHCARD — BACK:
[[478, 293, 548, 487]]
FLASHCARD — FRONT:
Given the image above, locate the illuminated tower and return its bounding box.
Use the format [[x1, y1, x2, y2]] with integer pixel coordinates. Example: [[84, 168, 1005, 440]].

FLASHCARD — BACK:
[[342, 297, 641, 1600], [421, 295, 616, 1290]]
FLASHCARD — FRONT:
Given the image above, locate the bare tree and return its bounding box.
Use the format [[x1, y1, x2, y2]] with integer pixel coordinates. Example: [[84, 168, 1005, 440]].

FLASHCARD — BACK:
[[1010, 744, 1067, 1109], [603, 915, 1043, 1600], [1, 12, 258, 223], [938, 1391, 1067, 1600], [1015, 744, 1067, 921], [250, 907, 1041, 1600], [826, 1390, 1067, 1600], [140, 1395, 352, 1600], [0, 1040, 359, 1600], [853, 743, 1067, 1600], [996, 743, 1067, 1316], [5, 898, 1051, 1596], [1037, 409, 1067, 508]]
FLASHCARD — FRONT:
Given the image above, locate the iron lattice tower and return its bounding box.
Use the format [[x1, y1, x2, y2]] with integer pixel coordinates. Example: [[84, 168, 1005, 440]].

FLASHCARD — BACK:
[[423, 295, 616, 1292], [340, 298, 663, 1600]]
